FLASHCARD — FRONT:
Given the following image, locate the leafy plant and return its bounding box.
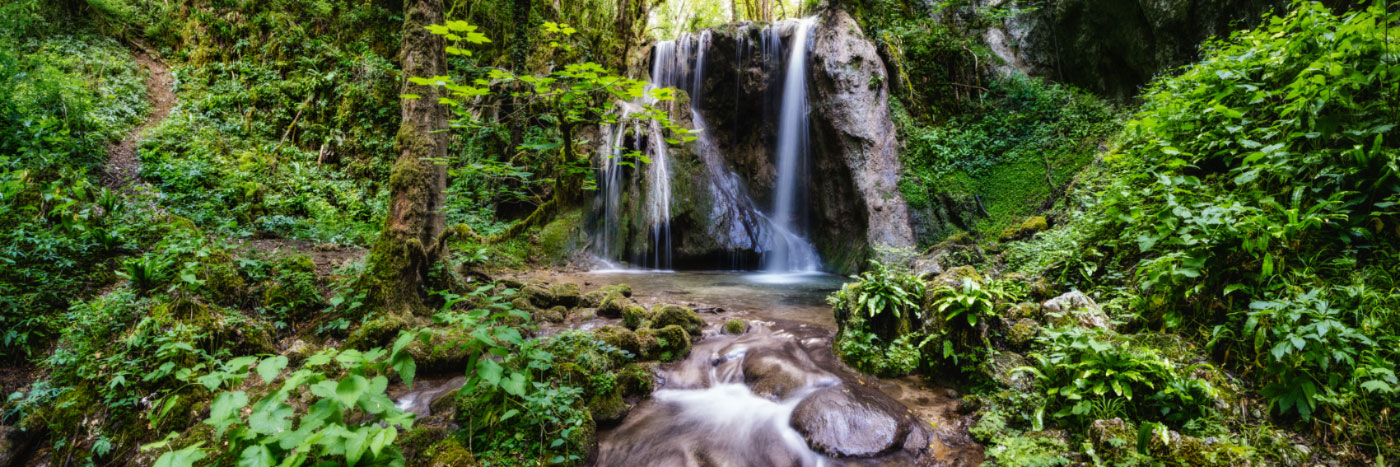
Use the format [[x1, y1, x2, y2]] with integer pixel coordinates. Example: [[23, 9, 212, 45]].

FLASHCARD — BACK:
[[148, 331, 423, 467], [1020, 327, 1215, 427], [829, 260, 927, 340]]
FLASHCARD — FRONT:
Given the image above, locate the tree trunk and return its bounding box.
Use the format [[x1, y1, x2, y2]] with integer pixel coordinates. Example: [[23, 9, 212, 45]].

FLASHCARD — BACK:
[[358, 0, 449, 316]]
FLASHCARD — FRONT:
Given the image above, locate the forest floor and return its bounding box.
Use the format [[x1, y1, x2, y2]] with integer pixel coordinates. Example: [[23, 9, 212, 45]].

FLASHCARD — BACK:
[[102, 47, 173, 191]]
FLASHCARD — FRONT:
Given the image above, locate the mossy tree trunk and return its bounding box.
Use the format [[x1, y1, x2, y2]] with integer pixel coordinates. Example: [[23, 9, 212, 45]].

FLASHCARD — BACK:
[[359, 0, 449, 316]]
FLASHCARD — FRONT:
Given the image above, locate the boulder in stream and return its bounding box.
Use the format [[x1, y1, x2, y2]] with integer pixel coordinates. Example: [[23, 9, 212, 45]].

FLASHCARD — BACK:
[[789, 383, 933, 458], [741, 339, 838, 400]]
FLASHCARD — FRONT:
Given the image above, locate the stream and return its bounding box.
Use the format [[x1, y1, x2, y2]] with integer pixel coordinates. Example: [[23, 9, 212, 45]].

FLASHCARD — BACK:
[[394, 271, 984, 466]]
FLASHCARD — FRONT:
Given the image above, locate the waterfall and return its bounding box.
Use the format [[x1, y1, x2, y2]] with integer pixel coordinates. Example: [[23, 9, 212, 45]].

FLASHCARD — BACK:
[[592, 20, 822, 272], [762, 19, 820, 273], [644, 41, 678, 269]]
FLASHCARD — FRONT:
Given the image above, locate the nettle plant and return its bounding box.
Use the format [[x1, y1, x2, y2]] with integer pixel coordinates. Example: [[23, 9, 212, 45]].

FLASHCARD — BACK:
[[143, 331, 423, 467]]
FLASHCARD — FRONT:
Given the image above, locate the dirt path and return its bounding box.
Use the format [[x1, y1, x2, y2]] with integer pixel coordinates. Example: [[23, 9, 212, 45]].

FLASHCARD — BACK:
[[102, 50, 175, 190]]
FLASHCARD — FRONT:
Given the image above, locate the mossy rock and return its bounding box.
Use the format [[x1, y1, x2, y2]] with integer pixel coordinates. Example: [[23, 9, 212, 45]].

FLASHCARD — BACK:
[[652, 304, 704, 336], [1028, 276, 1055, 301], [637, 325, 690, 362], [153, 297, 276, 355], [587, 388, 631, 424], [201, 251, 248, 306], [621, 305, 651, 330], [615, 363, 655, 396], [1005, 318, 1040, 350], [581, 284, 632, 307], [723, 318, 748, 335], [538, 305, 567, 324], [417, 437, 478, 467], [931, 265, 983, 287], [593, 325, 641, 356], [1004, 301, 1041, 321], [999, 216, 1049, 242], [549, 282, 581, 308], [597, 291, 630, 318], [978, 351, 1034, 392], [521, 284, 554, 308], [405, 328, 475, 373], [1088, 418, 1135, 463], [399, 426, 451, 464], [345, 312, 418, 350]]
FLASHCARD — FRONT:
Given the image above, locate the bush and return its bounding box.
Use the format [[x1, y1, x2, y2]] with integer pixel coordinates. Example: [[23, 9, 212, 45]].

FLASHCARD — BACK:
[[1021, 327, 1216, 429], [829, 260, 926, 341]]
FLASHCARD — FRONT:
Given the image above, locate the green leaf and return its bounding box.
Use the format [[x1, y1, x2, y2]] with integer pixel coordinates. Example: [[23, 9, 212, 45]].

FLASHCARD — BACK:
[[336, 375, 370, 408], [248, 402, 293, 435], [237, 445, 274, 467], [257, 356, 287, 385], [206, 391, 248, 438], [501, 371, 527, 396], [154, 443, 206, 467], [478, 358, 503, 387]]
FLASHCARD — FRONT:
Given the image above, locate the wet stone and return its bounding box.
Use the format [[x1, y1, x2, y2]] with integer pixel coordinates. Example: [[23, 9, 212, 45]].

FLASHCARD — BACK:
[[789, 384, 931, 458]]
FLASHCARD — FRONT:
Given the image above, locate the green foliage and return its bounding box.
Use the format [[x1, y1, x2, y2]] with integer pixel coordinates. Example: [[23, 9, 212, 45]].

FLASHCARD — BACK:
[[1020, 327, 1216, 428], [928, 278, 1005, 366], [131, 0, 400, 245], [969, 410, 1071, 466], [148, 332, 422, 467], [895, 75, 1116, 244], [0, 27, 150, 358], [829, 260, 926, 340], [834, 327, 929, 377]]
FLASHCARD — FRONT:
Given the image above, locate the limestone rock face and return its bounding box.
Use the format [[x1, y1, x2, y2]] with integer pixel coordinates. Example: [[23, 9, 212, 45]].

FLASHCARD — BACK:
[[809, 9, 917, 271], [597, 9, 916, 273]]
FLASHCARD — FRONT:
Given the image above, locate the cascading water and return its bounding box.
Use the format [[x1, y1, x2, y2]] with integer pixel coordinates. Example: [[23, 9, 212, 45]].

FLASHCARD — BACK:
[[592, 19, 822, 272], [762, 18, 820, 273]]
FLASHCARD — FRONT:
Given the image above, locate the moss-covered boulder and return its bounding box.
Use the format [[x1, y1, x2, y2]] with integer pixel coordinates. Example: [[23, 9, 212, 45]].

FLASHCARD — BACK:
[[521, 284, 554, 308], [622, 305, 651, 330], [615, 363, 655, 396], [637, 325, 691, 362], [539, 305, 567, 323], [153, 297, 276, 355], [1041, 291, 1112, 330], [201, 250, 249, 307], [588, 388, 630, 424], [979, 351, 1034, 392], [999, 216, 1049, 242], [1005, 318, 1040, 350], [345, 312, 418, 349], [597, 291, 630, 318], [549, 282, 581, 308], [581, 284, 632, 307], [723, 318, 748, 334], [593, 325, 641, 356], [1088, 418, 1135, 463], [652, 304, 704, 336], [1004, 301, 1041, 321], [416, 437, 477, 467], [930, 265, 982, 288]]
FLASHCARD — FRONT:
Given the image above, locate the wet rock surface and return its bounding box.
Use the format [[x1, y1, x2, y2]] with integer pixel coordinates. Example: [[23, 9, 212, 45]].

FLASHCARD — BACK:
[[809, 9, 917, 271], [500, 271, 985, 466], [790, 383, 932, 458]]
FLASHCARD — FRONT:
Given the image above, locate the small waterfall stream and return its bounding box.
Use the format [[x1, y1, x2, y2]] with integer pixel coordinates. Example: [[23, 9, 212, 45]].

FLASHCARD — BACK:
[[762, 18, 820, 273], [593, 19, 823, 273]]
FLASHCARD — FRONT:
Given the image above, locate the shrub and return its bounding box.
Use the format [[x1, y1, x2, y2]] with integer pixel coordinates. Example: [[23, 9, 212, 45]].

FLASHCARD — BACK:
[[1021, 327, 1216, 428]]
